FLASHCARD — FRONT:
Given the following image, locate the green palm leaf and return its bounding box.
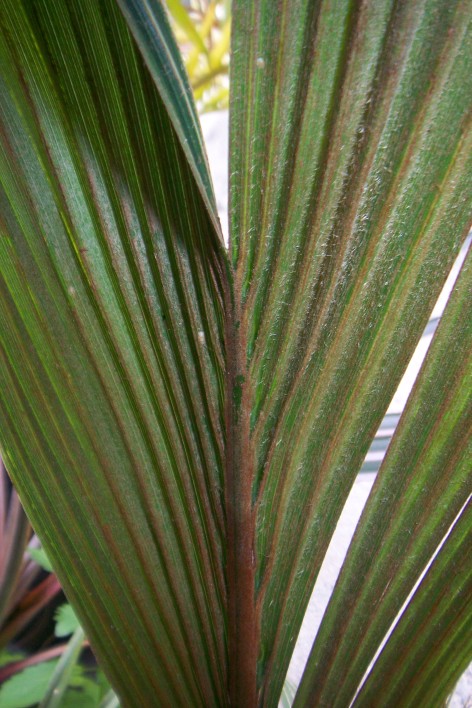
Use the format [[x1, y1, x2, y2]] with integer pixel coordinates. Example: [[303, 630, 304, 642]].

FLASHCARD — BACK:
[[294, 247, 472, 706], [1, 0, 227, 703], [230, 0, 471, 702], [355, 502, 471, 707], [0, 0, 470, 706]]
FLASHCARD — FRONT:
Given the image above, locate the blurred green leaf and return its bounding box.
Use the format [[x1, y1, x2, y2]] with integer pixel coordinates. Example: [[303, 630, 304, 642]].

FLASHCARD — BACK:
[[0, 656, 107, 708], [0, 661, 58, 708], [54, 605, 80, 639], [39, 626, 85, 708], [166, 0, 230, 113], [166, 0, 208, 56], [61, 689, 99, 708], [28, 548, 53, 574], [0, 650, 24, 669]]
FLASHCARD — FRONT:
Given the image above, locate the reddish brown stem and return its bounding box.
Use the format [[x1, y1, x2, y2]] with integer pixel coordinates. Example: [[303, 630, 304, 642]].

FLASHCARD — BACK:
[[0, 639, 89, 683], [224, 280, 258, 707], [0, 574, 62, 647]]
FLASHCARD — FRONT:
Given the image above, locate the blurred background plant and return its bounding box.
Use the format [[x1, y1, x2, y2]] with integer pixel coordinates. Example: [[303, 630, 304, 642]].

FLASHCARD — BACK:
[[167, 0, 230, 112], [0, 458, 61, 656]]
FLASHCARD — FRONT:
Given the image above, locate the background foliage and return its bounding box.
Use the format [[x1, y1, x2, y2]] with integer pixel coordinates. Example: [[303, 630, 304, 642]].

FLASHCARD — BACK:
[[167, 0, 230, 112]]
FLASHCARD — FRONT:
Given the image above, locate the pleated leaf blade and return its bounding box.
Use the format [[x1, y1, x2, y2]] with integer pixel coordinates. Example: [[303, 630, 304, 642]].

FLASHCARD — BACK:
[[229, 0, 472, 702], [0, 1, 228, 704], [1, 0, 471, 705], [294, 246, 472, 706]]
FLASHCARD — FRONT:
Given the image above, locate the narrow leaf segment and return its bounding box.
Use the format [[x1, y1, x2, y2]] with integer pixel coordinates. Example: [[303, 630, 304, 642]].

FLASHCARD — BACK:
[[116, 0, 223, 237], [355, 502, 472, 708], [294, 247, 472, 706]]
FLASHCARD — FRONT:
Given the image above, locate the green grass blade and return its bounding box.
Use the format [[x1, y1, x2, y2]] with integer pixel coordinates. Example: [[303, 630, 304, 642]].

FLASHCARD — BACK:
[[229, 0, 472, 702], [0, 0, 228, 704], [39, 626, 85, 708], [294, 248, 472, 706]]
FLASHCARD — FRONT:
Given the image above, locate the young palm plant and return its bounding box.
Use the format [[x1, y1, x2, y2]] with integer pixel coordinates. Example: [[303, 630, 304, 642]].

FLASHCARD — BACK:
[[0, 0, 471, 706]]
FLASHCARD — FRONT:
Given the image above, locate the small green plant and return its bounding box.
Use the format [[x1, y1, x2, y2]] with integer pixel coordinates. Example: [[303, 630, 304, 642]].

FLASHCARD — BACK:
[[0, 1, 470, 706], [0, 600, 114, 708]]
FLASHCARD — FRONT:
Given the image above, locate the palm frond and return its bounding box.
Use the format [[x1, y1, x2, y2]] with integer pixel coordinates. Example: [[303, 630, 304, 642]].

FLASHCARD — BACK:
[[294, 246, 472, 706], [0, 0, 470, 705], [230, 0, 471, 702], [0, 0, 228, 703]]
